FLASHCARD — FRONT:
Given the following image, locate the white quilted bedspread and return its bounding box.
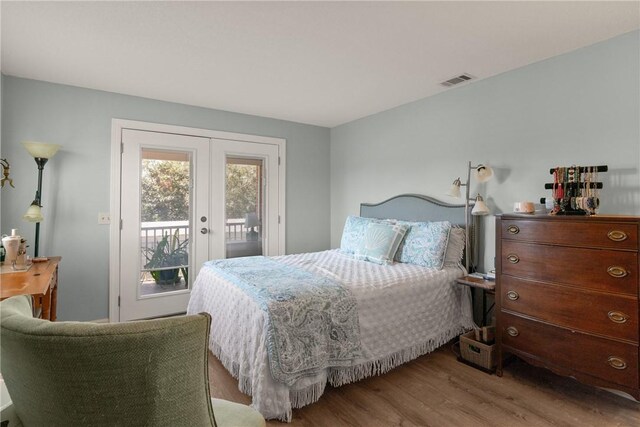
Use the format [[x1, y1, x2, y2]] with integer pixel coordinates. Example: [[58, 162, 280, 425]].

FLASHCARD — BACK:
[[187, 249, 473, 421]]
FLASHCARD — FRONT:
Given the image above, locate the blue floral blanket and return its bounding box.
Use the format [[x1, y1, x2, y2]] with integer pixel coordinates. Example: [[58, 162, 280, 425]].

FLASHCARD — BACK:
[[204, 256, 361, 386]]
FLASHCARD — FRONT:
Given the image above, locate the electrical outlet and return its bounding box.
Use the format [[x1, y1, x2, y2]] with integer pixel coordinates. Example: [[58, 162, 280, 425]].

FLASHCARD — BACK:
[[98, 212, 111, 225]]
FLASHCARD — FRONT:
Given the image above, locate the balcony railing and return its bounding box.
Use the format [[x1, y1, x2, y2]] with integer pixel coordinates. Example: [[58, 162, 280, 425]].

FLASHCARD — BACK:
[[140, 219, 253, 248]]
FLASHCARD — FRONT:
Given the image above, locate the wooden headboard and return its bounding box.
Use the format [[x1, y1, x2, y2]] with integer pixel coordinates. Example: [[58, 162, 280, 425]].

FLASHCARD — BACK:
[[360, 193, 479, 269]]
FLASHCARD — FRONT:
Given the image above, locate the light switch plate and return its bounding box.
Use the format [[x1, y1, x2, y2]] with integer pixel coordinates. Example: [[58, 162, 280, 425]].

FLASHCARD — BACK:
[[98, 212, 111, 225]]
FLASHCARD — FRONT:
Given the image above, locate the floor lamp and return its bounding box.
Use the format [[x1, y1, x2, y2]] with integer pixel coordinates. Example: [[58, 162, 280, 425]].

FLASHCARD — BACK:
[[22, 141, 61, 258], [446, 161, 493, 272]]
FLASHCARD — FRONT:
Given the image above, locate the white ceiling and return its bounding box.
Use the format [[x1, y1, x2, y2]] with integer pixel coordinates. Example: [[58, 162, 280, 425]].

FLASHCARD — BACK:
[[2, 1, 639, 127]]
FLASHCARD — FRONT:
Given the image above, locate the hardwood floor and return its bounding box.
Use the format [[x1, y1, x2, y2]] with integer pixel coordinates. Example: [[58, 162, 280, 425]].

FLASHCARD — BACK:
[[208, 344, 640, 426]]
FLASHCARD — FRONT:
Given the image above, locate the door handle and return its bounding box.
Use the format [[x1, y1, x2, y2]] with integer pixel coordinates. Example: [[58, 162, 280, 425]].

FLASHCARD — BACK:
[[200, 228, 208, 234]]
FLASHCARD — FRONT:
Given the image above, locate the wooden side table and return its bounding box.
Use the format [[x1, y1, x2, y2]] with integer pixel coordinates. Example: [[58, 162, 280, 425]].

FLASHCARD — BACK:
[[456, 275, 495, 326], [1, 257, 61, 321]]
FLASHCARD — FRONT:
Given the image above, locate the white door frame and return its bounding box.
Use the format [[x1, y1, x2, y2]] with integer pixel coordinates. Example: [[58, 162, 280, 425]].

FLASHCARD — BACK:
[[109, 119, 286, 322]]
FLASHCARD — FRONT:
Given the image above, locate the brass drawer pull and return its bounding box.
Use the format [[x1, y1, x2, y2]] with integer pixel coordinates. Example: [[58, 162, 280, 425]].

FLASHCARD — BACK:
[[607, 266, 628, 278], [506, 254, 520, 264], [506, 290, 519, 301], [607, 230, 628, 242], [608, 311, 629, 324], [607, 356, 627, 370], [506, 326, 519, 337], [507, 225, 520, 235]]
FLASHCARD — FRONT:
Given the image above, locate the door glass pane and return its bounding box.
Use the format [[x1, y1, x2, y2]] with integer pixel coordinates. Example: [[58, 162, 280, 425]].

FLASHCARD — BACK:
[[139, 149, 191, 296], [225, 157, 264, 258]]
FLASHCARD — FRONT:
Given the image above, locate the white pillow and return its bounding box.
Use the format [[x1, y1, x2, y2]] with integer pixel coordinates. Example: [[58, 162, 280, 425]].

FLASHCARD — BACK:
[[444, 226, 466, 267]]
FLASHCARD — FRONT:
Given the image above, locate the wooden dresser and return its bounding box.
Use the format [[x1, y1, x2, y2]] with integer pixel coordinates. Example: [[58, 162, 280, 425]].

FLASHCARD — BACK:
[[495, 214, 639, 400], [0, 256, 61, 321]]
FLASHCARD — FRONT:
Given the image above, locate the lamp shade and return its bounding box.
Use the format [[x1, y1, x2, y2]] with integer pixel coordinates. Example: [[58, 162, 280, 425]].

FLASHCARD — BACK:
[[446, 178, 462, 198], [23, 203, 44, 222], [245, 212, 260, 228], [22, 141, 61, 159], [471, 194, 490, 216], [473, 165, 494, 183]]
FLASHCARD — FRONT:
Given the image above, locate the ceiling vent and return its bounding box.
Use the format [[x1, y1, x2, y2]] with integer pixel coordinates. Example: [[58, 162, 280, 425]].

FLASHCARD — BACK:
[[440, 73, 474, 87]]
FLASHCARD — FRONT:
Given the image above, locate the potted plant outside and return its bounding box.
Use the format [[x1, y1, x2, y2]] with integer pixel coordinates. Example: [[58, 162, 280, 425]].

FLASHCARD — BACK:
[[143, 229, 189, 285]]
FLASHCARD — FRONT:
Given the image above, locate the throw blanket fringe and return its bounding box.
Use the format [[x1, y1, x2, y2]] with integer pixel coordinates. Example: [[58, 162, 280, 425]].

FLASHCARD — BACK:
[[210, 341, 250, 393], [211, 323, 466, 422], [211, 341, 294, 422], [329, 324, 465, 387], [290, 382, 326, 409]]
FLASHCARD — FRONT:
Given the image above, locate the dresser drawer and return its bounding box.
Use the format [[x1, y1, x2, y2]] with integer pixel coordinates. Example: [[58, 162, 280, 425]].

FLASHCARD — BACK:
[[500, 312, 639, 389], [500, 276, 638, 342], [501, 241, 638, 295], [500, 219, 638, 250]]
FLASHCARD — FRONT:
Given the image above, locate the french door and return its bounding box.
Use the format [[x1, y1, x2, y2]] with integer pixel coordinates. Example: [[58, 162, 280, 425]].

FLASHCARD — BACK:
[[120, 129, 210, 321], [117, 128, 282, 321]]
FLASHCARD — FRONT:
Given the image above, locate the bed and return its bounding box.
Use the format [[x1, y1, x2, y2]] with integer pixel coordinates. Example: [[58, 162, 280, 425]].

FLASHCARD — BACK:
[[187, 194, 477, 421]]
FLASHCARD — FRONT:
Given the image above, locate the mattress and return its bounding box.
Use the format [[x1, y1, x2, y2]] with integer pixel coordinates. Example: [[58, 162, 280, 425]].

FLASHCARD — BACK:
[[187, 249, 473, 421]]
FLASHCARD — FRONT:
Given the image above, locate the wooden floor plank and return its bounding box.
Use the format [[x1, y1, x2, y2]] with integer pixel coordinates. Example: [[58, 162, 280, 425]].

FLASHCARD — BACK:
[[208, 345, 640, 426]]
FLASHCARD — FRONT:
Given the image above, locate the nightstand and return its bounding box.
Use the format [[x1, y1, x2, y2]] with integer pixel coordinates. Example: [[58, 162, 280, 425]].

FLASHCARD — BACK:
[[456, 275, 495, 326]]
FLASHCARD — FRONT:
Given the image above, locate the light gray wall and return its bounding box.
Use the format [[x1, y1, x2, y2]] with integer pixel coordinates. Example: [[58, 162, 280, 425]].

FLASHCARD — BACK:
[[331, 31, 640, 272], [3, 31, 639, 320], [1, 76, 331, 321]]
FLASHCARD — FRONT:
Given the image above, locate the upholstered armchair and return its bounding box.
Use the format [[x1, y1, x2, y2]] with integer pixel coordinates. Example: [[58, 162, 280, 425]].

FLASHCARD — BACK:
[[0, 295, 265, 427]]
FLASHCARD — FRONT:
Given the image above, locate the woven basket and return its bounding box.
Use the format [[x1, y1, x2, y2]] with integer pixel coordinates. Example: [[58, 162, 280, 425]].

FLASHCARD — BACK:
[[459, 331, 496, 369]]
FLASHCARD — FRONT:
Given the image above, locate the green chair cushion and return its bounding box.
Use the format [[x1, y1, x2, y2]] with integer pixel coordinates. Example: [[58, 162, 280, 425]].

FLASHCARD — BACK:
[[211, 399, 266, 427]]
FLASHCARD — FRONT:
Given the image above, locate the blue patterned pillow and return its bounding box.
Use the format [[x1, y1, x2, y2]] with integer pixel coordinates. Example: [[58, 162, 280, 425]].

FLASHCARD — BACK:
[[395, 221, 452, 269], [354, 222, 408, 265], [340, 216, 385, 254]]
